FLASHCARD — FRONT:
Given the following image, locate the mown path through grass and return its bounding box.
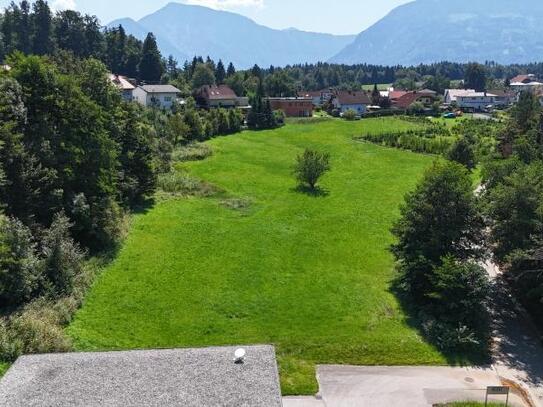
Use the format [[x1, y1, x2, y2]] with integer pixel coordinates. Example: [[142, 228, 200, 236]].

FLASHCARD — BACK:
[[68, 118, 447, 394]]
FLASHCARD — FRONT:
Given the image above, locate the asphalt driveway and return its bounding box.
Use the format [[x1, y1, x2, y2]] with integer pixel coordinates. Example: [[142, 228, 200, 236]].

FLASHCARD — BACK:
[[283, 366, 527, 407]]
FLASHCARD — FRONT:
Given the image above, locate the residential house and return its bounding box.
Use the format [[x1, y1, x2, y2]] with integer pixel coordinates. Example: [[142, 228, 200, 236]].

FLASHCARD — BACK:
[[388, 90, 408, 104], [394, 90, 437, 110], [132, 85, 181, 109], [297, 90, 323, 106], [332, 90, 371, 114], [194, 84, 246, 109], [444, 89, 476, 104], [510, 74, 537, 84], [456, 92, 498, 111], [510, 74, 543, 92], [268, 97, 313, 117], [109, 74, 136, 102], [297, 88, 338, 107], [488, 89, 516, 106], [0, 346, 283, 406]]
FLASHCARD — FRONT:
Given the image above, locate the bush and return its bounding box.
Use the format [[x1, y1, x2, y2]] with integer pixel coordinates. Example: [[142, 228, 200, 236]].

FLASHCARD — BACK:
[[157, 171, 217, 197], [343, 109, 357, 121], [9, 306, 72, 355], [293, 149, 331, 190], [0, 216, 42, 306], [172, 143, 213, 162], [429, 257, 490, 330], [447, 137, 477, 170], [421, 318, 480, 351], [41, 213, 85, 298], [358, 127, 454, 155]]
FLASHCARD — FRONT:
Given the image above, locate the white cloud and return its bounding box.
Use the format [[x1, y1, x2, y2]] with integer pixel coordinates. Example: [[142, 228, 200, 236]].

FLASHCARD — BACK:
[[183, 0, 264, 10], [51, 0, 76, 11]]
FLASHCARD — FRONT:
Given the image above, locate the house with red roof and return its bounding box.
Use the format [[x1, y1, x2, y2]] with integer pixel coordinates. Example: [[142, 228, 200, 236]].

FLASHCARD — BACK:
[[394, 90, 437, 109], [194, 84, 245, 109], [510, 74, 537, 84]]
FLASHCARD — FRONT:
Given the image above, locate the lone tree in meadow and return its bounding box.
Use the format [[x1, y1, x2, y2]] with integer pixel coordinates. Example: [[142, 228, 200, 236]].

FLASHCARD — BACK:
[[294, 149, 331, 190]]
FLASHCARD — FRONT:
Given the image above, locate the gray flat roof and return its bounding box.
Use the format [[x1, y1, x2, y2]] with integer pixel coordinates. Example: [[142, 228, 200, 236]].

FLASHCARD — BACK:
[[139, 84, 181, 93], [0, 346, 283, 407]]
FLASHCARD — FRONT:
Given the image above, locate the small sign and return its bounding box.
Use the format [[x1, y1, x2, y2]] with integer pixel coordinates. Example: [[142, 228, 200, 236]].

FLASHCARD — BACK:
[[485, 386, 510, 407], [486, 386, 510, 395]]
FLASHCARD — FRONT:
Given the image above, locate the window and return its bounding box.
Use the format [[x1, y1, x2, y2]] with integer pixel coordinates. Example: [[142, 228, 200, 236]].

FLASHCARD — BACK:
[[164, 96, 172, 102]]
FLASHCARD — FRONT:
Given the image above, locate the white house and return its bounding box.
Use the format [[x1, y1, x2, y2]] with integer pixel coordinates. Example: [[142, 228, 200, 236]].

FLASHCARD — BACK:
[[332, 90, 371, 114], [456, 92, 498, 111], [132, 85, 181, 109], [443, 89, 476, 104], [109, 74, 136, 102]]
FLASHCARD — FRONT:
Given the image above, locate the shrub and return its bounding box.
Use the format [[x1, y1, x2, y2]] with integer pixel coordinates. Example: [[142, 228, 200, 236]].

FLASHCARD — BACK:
[[172, 143, 213, 162], [0, 216, 42, 306], [447, 137, 477, 170], [343, 109, 357, 121], [421, 318, 480, 351], [41, 213, 85, 298], [157, 171, 217, 197], [293, 149, 331, 190], [429, 257, 491, 331], [9, 307, 72, 355], [0, 320, 23, 362]]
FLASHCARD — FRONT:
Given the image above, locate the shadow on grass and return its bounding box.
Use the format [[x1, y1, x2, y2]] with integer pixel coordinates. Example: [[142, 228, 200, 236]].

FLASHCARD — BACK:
[[389, 278, 493, 367], [292, 185, 330, 197], [131, 196, 156, 215]]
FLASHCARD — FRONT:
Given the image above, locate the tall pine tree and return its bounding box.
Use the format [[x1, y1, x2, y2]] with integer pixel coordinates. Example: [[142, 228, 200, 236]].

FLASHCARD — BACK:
[[31, 0, 53, 55], [138, 33, 163, 82]]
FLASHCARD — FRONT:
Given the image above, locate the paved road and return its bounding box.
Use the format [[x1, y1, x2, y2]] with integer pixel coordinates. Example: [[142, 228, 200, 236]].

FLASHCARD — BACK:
[[489, 275, 543, 406], [283, 366, 526, 407]]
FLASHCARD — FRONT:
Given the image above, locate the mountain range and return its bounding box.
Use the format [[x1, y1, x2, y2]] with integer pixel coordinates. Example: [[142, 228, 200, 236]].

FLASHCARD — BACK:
[[108, 3, 355, 69], [331, 0, 543, 66], [110, 0, 543, 68]]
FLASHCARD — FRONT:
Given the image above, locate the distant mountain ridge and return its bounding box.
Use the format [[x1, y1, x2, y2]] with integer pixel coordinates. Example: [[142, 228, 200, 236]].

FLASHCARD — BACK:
[[108, 2, 355, 68], [331, 0, 543, 65]]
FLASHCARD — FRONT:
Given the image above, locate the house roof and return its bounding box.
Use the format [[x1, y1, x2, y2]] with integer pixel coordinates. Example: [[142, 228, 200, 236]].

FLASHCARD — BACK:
[[444, 89, 477, 101], [0, 346, 283, 407], [510, 74, 536, 84], [297, 90, 321, 98], [334, 90, 371, 105], [109, 74, 135, 91], [268, 97, 312, 101], [198, 84, 237, 100], [388, 90, 408, 101], [395, 91, 436, 109], [487, 89, 515, 98], [510, 81, 543, 87], [457, 92, 498, 98], [139, 84, 181, 94]]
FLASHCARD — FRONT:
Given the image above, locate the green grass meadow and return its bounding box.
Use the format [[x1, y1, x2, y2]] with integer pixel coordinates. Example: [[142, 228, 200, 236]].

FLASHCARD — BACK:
[[67, 118, 447, 394]]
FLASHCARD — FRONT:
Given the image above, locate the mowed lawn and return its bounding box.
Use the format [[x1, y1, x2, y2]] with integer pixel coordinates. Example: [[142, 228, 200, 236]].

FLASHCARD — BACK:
[[68, 118, 446, 394]]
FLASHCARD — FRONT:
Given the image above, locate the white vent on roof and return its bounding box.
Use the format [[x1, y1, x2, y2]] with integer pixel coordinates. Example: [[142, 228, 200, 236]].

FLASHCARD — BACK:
[[234, 348, 246, 364]]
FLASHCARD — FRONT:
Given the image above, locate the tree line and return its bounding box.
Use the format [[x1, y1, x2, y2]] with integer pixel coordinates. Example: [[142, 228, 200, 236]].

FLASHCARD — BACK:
[[0, 0, 165, 82]]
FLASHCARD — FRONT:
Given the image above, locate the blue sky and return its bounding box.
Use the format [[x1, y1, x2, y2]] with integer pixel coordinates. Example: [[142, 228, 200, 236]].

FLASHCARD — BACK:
[[0, 0, 413, 35]]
